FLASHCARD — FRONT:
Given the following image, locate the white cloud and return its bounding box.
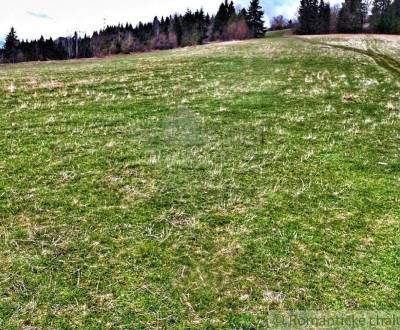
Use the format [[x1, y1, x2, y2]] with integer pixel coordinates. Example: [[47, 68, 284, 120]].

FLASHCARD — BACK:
[[26, 11, 53, 20]]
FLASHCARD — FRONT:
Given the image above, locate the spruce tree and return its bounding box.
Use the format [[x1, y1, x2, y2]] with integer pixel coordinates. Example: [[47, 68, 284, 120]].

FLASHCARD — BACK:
[[371, 0, 392, 32], [213, 1, 229, 37], [153, 17, 160, 37], [381, 0, 400, 33], [4, 27, 19, 63], [239, 8, 248, 19], [163, 16, 171, 34], [318, 0, 331, 33], [298, 0, 320, 34], [227, 1, 236, 19], [197, 9, 208, 43], [337, 0, 367, 33], [173, 15, 183, 46], [247, 0, 266, 37]]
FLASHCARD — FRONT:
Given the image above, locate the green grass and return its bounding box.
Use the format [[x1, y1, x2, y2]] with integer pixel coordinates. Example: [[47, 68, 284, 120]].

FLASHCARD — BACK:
[[0, 36, 400, 328], [265, 29, 292, 38]]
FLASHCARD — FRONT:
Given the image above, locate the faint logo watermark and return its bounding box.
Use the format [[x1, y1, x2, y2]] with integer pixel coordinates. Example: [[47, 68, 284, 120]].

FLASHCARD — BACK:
[[266, 311, 400, 329]]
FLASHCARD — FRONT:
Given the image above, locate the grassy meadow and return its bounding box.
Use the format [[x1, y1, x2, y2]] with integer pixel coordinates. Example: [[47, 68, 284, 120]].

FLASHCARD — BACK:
[[0, 35, 400, 328]]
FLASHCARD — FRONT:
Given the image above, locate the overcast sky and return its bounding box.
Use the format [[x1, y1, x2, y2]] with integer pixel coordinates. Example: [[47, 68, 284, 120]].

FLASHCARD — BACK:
[[1, 0, 305, 41]]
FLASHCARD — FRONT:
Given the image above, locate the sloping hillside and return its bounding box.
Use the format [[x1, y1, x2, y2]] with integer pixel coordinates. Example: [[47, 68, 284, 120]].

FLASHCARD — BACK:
[[0, 36, 399, 328]]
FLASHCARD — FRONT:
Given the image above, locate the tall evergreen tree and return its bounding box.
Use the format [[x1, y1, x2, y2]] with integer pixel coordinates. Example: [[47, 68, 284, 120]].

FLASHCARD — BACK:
[[337, 0, 367, 33], [4, 27, 19, 63], [163, 16, 171, 34], [239, 8, 248, 19], [298, 0, 320, 34], [153, 16, 161, 37], [370, 0, 392, 32], [381, 0, 400, 33], [318, 0, 331, 33], [173, 15, 183, 46], [213, 1, 229, 37], [196, 9, 208, 43], [247, 0, 266, 37], [227, 1, 236, 18]]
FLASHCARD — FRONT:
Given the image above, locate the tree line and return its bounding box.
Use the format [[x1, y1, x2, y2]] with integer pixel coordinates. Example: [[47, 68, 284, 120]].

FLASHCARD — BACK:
[[0, 0, 266, 63], [297, 0, 400, 34], [370, 0, 400, 33]]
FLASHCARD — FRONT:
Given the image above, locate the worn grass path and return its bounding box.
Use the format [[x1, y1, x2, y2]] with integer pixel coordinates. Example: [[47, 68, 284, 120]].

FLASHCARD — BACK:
[[0, 36, 400, 328], [300, 37, 400, 76]]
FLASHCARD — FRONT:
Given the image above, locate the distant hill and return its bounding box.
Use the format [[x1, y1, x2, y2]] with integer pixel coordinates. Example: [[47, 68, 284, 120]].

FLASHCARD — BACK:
[[0, 38, 4, 48]]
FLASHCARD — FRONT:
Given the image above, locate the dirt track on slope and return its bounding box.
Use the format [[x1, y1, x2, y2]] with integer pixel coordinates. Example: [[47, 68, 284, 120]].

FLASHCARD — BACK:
[[300, 35, 400, 75], [299, 34, 400, 42]]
